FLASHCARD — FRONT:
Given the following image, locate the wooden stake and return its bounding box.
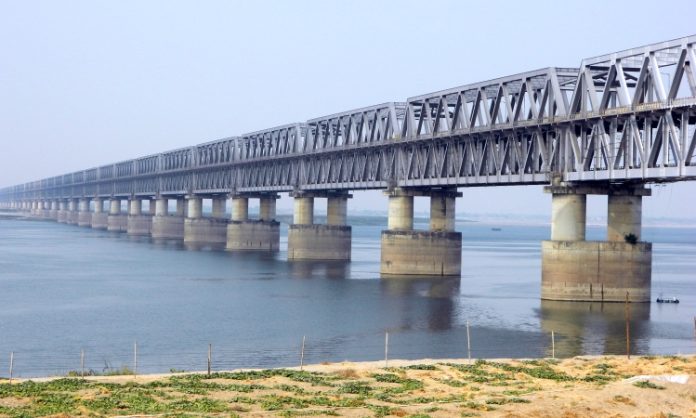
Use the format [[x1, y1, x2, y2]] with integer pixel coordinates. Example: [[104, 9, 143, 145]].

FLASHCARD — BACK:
[[80, 349, 85, 378], [9, 352, 13, 383], [625, 292, 631, 360], [551, 330, 555, 359], [300, 336, 305, 371], [384, 332, 389, 368], [207, 344, 212, 377], [466, 320, 471, 363]]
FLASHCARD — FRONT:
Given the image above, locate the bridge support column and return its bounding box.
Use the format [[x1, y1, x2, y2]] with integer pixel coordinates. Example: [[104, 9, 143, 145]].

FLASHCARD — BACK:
[[380, 188, 462, 277], [43, 201, 51, 218], [184, 196, 228, 249], [175, 198, 186, 217], [77, 198, 92, 226], [127, 197, 152, 236], [541, 185, 652, 302], [107, 198, 127, 232], [49, 200, 59, 220], [226, 195, 280, 251], [57, 200, 69, 223], [38, 200, 49, 219], [42, 201, 51, 219], [260, 197, 276, 221], [67, 199, 79, 225], [287, 192, 352, 260], [212, 198, 226, 218], [91, 198, 108, 229], [550, 193, 586, 241], [151, 197, 185, 240], [30, 200, 39, 217], [607, 195, 642, 241]]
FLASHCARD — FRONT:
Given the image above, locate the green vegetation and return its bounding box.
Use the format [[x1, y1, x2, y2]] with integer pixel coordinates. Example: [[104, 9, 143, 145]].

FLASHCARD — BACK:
[[633, 380, 666, 390], [0, 357, 689, 417]]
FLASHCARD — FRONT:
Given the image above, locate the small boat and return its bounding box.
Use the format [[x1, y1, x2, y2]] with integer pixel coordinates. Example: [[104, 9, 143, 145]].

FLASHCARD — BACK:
[[656, 297, 679, 303]]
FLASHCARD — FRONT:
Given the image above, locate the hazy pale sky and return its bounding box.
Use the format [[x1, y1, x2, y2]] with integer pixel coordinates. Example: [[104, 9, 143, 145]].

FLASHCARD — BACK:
[[1, 0, 694, 218]]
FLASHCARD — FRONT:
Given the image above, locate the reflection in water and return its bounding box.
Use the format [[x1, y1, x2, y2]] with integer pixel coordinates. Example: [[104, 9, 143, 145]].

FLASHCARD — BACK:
[[538, 300, 651, 357], [183, 242, 227, 251], [380, 277, 460, 331], [151, 238, 185, 250], [289, 260, 350, 280]]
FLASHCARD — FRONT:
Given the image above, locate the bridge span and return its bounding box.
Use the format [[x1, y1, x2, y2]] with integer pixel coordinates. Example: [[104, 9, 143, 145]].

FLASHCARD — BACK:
[[2, 36, 696, 302]]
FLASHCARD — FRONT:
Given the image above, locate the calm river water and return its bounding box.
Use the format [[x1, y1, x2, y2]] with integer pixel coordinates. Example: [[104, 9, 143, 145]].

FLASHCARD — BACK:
[[0, 216, 694, 377]]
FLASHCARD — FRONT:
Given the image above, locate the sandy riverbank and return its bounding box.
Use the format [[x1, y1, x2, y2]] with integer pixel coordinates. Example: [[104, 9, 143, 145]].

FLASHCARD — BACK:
[[1, 355, 695, 417]]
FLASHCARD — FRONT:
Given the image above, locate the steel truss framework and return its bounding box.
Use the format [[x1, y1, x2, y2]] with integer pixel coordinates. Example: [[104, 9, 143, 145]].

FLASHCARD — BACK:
[[2, 36, 696, 202]]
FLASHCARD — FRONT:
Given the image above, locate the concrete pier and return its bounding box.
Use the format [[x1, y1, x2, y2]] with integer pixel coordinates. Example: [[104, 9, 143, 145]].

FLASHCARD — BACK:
[[184, 196, 228, 249], [380, 188, 462, 276], [57, 201, 68, 223], [541, 185, 652, 302], [91, 198, 108, 229], [107, 198, 128, 232], [151, 197, 185, 240], [43, 201, 52, 219], [607, 195, 642, 241], [37, 201, 49, 219], [67, 199, 79, 225], [226, 195, 280, 251], [48, 201, 58, 220], [550, 193, 586, 241], [127, 198, 152, 236], [77, 198, 92, 227], [287, 192, 352, 260]]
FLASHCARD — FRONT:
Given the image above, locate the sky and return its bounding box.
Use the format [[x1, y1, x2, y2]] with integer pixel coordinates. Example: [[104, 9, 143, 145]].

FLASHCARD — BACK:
[[1, 0, 694, 219]]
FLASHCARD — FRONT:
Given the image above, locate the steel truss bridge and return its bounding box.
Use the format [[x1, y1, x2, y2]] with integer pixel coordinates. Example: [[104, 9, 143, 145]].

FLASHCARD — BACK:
[[2, 36, 696, 202]]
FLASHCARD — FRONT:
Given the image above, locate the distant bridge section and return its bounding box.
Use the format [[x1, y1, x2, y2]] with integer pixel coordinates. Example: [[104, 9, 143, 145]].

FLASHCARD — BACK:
[[2, 35, 695, 201]]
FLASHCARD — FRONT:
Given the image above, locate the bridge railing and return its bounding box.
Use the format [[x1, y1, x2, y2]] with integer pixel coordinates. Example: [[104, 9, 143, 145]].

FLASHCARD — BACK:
[[306, 102, 406, 151], [404, 68, 579, 139], [237, 123, 307, 161]]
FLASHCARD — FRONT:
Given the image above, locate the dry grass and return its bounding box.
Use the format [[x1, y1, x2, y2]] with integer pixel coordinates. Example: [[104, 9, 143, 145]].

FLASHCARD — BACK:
[[0, 355, 693, 417]]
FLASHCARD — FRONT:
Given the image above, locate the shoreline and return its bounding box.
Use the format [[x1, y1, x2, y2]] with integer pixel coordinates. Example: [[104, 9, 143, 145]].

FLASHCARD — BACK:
[[7, 354, 695, 384]]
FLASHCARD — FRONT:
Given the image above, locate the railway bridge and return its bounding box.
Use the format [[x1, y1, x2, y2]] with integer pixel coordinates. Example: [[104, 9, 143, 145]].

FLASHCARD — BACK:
[[2, 36, 696, 302]]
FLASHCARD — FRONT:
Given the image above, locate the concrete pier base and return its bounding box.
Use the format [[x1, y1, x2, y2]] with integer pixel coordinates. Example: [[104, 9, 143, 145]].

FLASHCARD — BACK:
[[380, 230, 462, 276], [67, 211, 79, 225], [184, 218, 228, 249], [541, 240, 652, 302], [57, 211, 69, 223], [107, 215, 128, 232], [127, 215, 153, 236], [77, 212, 93, 227], [287, 224, 351, 260], [151, 216, 185, 240], [226, 220, 280, 251], [48, 209, 58, 220], [91, 213, 108, 229]]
